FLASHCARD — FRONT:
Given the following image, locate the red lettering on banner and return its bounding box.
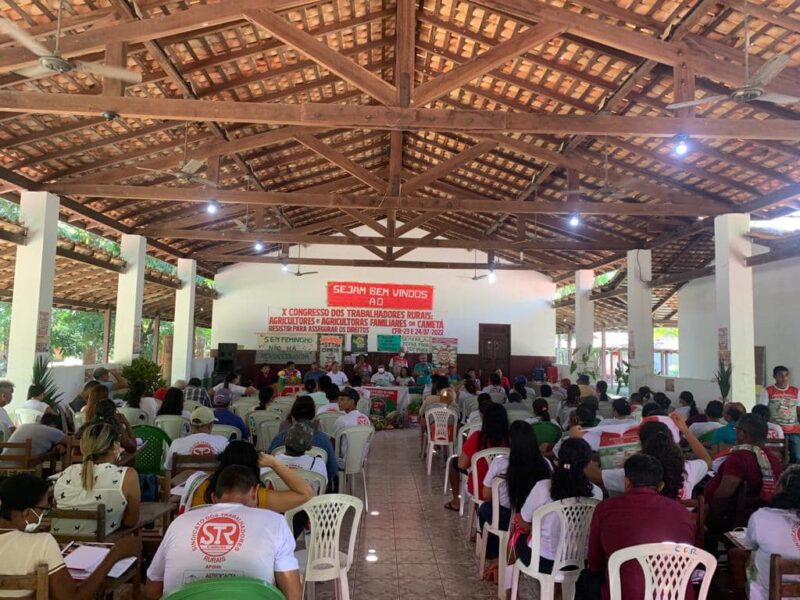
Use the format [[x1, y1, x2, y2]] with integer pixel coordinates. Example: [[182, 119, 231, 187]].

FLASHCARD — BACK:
[[327, 282, 433, 310]]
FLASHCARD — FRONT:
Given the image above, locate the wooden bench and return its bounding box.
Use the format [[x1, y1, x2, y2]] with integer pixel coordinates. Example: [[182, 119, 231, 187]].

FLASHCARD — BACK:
[[769, 554, 800, 599], [0, 563, 48, 599], [170, 453, 219, 479], [0, 438, 60, 476]]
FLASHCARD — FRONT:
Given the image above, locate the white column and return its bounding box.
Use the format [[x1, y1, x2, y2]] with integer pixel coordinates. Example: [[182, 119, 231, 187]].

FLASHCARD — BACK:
[[627, 249, 653, 391], [6, 192, 59, 409], [574, 269, 595, 350], [113, 234, 146, 365], [171, 258, 197, 383], [715, 214, 755, 406]]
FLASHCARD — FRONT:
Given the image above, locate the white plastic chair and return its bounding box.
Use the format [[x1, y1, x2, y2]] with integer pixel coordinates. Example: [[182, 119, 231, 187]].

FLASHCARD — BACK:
[[477, 478, 512, 597], [117, 407, 149, 425], [14, 408, 43, 426], [316, 411, 342, 436], [466, 448, 509, 542], [334, 425, 374, 511], [424, 405, 459, 476], [72, 410, 85, 430], [154, 415, 189, 440], [0, 421, 8, 442], [607, 542, 717, 600], [262, 468, 327, 495], [212, 423, 242, 441], [183, 400, 203, 413], [443, 420, 482, 504], [231, 402, 255, 420], [249, 411, 282, 450], [510, 497, 601, 600], [489, 392, 507, 404], [271, 445, 329, 464], [285, 494, 363, 600], [257, 418, 282, 452]]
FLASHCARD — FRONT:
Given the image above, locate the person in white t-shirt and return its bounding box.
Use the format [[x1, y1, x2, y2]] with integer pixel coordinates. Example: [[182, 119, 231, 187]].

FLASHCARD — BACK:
[[315, 384, 343, 416], [515, 438, 603, 580], [327, 362, 349, 387], [752, 404, 786, 440], [145, 464, 302, 600], [211, 372, 256, 401], [164, 407, 230, 470], [370, 364, 395, 386], [331, 389, 371, 439], [21, 384, 52, 414], [0, 379, 15, 433], [746, 465, 800, 600], [267, 422, 328, 493], [688, 400, 726, 439]]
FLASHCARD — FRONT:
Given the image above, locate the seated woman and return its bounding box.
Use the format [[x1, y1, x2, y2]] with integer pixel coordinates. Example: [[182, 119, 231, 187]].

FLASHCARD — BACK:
[[156, 387, 191, 419], [0, 474, 140, 600], [513, 438, 602, 578], [673, 390, 699, 421], [746, 465, 800, 600], [395, 366, 415, 387], [83, 396, 136, 454], [556, 384, 581, 430], [54, 422, 141, 536], [506, 392, 534, 422], [589, 412, 712, 500], [181, 440, 313, 513], [123, 380, 159, 423], [479, 422, 551, 577], [444, 403, 509, 511], [253, 386, 275, 411]]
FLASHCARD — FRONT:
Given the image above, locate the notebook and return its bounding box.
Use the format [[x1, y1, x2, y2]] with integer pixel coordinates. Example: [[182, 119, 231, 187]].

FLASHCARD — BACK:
[[62, 543, 137, 580]]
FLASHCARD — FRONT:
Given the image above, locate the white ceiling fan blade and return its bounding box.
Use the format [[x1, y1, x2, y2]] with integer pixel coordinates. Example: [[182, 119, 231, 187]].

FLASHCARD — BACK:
[[14, 64, 54, 79], [232, 219, 247, 231], [181, 159, 204, 175], [72, 60, 142, 83], [666, 95, 728, 110], [0, 18, 50, 57], [758, 93, 800, 106], [749, 54, 790, 89], [135, 167, 174, 175]]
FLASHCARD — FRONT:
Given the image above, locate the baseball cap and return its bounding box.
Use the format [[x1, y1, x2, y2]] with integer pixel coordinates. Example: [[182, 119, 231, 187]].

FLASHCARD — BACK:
[[339, 387, 360, 403], [191, 406, 217, 426], [285, 421, 314, 453], [93, 367, 109, 379], [213, 390, 231, 407], [514, 375, 528, 385]]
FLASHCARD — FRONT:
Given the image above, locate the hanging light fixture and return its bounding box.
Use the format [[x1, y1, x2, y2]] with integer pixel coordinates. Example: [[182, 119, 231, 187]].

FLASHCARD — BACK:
[[673, 133, 690, 157], [206, 199, 220, 214], [569, 214, 581, 227], [254, 241, 264, 252]]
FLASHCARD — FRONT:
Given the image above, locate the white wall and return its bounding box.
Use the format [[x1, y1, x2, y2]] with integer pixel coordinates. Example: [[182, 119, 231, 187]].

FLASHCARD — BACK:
[[211, 229, 556, 356], [679, 256, 800, 384]]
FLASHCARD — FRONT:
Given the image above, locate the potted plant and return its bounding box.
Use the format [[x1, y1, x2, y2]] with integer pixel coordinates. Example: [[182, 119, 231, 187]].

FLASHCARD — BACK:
[[569, 345, 600, 381], [613, 360, 630, 394], [32, 355, 62, 410], [406, 400, 421, 425], [122, 357, 166, 396], [714, 359, 733, 401]]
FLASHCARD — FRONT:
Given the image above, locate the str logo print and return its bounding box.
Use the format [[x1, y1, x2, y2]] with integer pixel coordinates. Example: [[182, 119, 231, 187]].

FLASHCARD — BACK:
[[191, 442, 215, 455], [192, 515, 245, 559]]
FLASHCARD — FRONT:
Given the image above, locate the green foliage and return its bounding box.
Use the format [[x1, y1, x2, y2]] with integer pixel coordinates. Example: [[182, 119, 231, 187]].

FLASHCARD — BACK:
[[122, 357, 165, 395], [714, 359, 733, 400], [406, 400, 421, 415], [569, 345, 600, 381], [50, 309, 104, 359], [32, 355, 62, 409], [613, 360, 630, 394], [146, 255, 177, 277], [58, 222, 120, 256], [196, 276, 216, 291]]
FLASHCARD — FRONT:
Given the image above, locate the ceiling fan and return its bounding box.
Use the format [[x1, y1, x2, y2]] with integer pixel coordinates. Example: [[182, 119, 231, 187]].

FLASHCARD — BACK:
[[0, 0, 142, 83], [570, 140, 631, 200], [232, 208, 280, 233], [666, 1, 799, 110], [457, 251, 489, 280], [136, 123, 218, 187], [288, 265, 318, 277]]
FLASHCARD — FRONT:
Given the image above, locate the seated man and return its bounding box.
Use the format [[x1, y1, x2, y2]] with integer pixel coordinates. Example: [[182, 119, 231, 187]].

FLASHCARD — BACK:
[[269, 422, 328, 493], [331, 388, 371, 439], [688, 399, 725, 437], [1, 413, 65, 456], [315, 384, 341, 415], [145, 465, 302, 600], [164, 407, 229, 470], [183, 377, 212, 408], [212, 391, 250, 441], [586, 454, 696, 600], [704, 413, 783, 550], [370, 364, 394, 386], [21, 384, 52, 414]]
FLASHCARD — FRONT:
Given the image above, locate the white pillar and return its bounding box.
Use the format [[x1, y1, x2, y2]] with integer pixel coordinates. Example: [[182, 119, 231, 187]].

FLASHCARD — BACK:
[[6, 192, 59, 409], [715, 214, 755, 406], [113, 234, 146, 365], [171, 258, 197, 383], [574, 269, 595, 351], [627, 249, 653, 391]]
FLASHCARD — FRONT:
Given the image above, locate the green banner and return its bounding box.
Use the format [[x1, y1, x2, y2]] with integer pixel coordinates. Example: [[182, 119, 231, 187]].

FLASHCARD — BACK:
[[376, 334, 402, 353]]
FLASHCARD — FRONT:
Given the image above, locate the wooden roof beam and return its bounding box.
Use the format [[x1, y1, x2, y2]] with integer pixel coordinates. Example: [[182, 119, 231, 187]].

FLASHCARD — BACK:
[[402, 140, 498, 195], [294, 134, 388, 192]]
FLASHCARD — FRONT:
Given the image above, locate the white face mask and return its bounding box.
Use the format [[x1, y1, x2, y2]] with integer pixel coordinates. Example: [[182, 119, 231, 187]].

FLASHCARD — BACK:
[[24, 508, 46, 533], [378, 368, 385, 374], [399, 353, 405, 358]]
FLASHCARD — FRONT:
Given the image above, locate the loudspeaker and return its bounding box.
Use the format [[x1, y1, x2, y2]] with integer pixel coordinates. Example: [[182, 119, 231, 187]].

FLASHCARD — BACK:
[[217, 343, 237, 361]]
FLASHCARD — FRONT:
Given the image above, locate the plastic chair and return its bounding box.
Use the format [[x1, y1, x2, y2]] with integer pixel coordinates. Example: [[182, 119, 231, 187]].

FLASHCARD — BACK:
[[262, 468, 327, 495], [316, 411, 342, 436], [73, 410, 85, 430], [424, 405, 459, 476], [478, 478, 512, 597], [607, 542, 717, 600], [510, 497, 601, 600], [14, 408, 43, 426], [0, 421, 9, 442], [155, 415, 189, 440], [231, 402, 255, 419], [489, 392, 506, 404], [285, 494, 363, 600], [118, 407, 149, 426], [334, 425, 374, 511], [212, 424, 242, 441], [257, 419, 282, 452], [443, 420, 482, 507], [131, 425, 172, 475], [183, 400, 203, 413], [249, 411, 282, 450], [161, 577, 287, 600], [467, 448, 509, 542], [271, 445, 329, 464]]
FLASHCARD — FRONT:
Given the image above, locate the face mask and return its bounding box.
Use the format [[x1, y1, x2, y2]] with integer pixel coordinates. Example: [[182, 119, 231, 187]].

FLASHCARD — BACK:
[[399, 353, 405, 358], [24, 509, 46, 533], [378, 368, 385, 374]]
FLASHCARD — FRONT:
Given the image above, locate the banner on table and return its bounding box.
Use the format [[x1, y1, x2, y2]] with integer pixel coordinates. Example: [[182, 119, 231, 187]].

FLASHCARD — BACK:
[[327, 281, 434, 310], [368, 388, 399, 416], [350, 334, 368, 354], [255, 332, 318, 364], [318, 334, 344, 368], [432, 337, 458, 368], [401, 335, 431, 354], [376, 334, 402, 353]]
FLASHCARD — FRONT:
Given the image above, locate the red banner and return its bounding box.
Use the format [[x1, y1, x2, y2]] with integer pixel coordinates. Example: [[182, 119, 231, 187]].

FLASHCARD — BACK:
[[327, 281, 434, 310]]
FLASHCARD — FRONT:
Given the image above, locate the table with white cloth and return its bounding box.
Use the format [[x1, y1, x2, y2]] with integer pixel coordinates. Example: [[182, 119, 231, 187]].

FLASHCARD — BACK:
[[361, 385, 412, 413]]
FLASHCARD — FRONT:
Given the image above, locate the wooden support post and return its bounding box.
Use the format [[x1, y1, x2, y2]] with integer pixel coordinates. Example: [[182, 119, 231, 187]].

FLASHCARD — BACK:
[[151, 314, 161, 364], [673, 60, 696, 119], [102, 42, 127, 97], [102, 308, 112, 363]]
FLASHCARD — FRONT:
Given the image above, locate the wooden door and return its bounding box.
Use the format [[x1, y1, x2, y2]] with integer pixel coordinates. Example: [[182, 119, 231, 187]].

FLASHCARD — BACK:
[[479, 324, 511, 379]]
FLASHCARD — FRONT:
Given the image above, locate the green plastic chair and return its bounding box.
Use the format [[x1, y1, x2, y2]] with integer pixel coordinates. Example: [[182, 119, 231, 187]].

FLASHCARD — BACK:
[[162, 577, 286, 599], [132, 425, 172, 475], [532, 421, 563, 447]]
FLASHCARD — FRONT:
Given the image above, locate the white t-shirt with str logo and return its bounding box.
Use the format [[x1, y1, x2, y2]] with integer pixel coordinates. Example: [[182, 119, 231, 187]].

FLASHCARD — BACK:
[[146, 503, 298, 596], [164, 433, 230, 469]]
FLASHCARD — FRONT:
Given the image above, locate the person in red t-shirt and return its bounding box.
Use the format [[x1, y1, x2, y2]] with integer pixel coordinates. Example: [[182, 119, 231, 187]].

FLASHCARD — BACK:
[[444, 403, 509, 511], [757, 365, 800, 462], [704, 413, 783, 552]]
